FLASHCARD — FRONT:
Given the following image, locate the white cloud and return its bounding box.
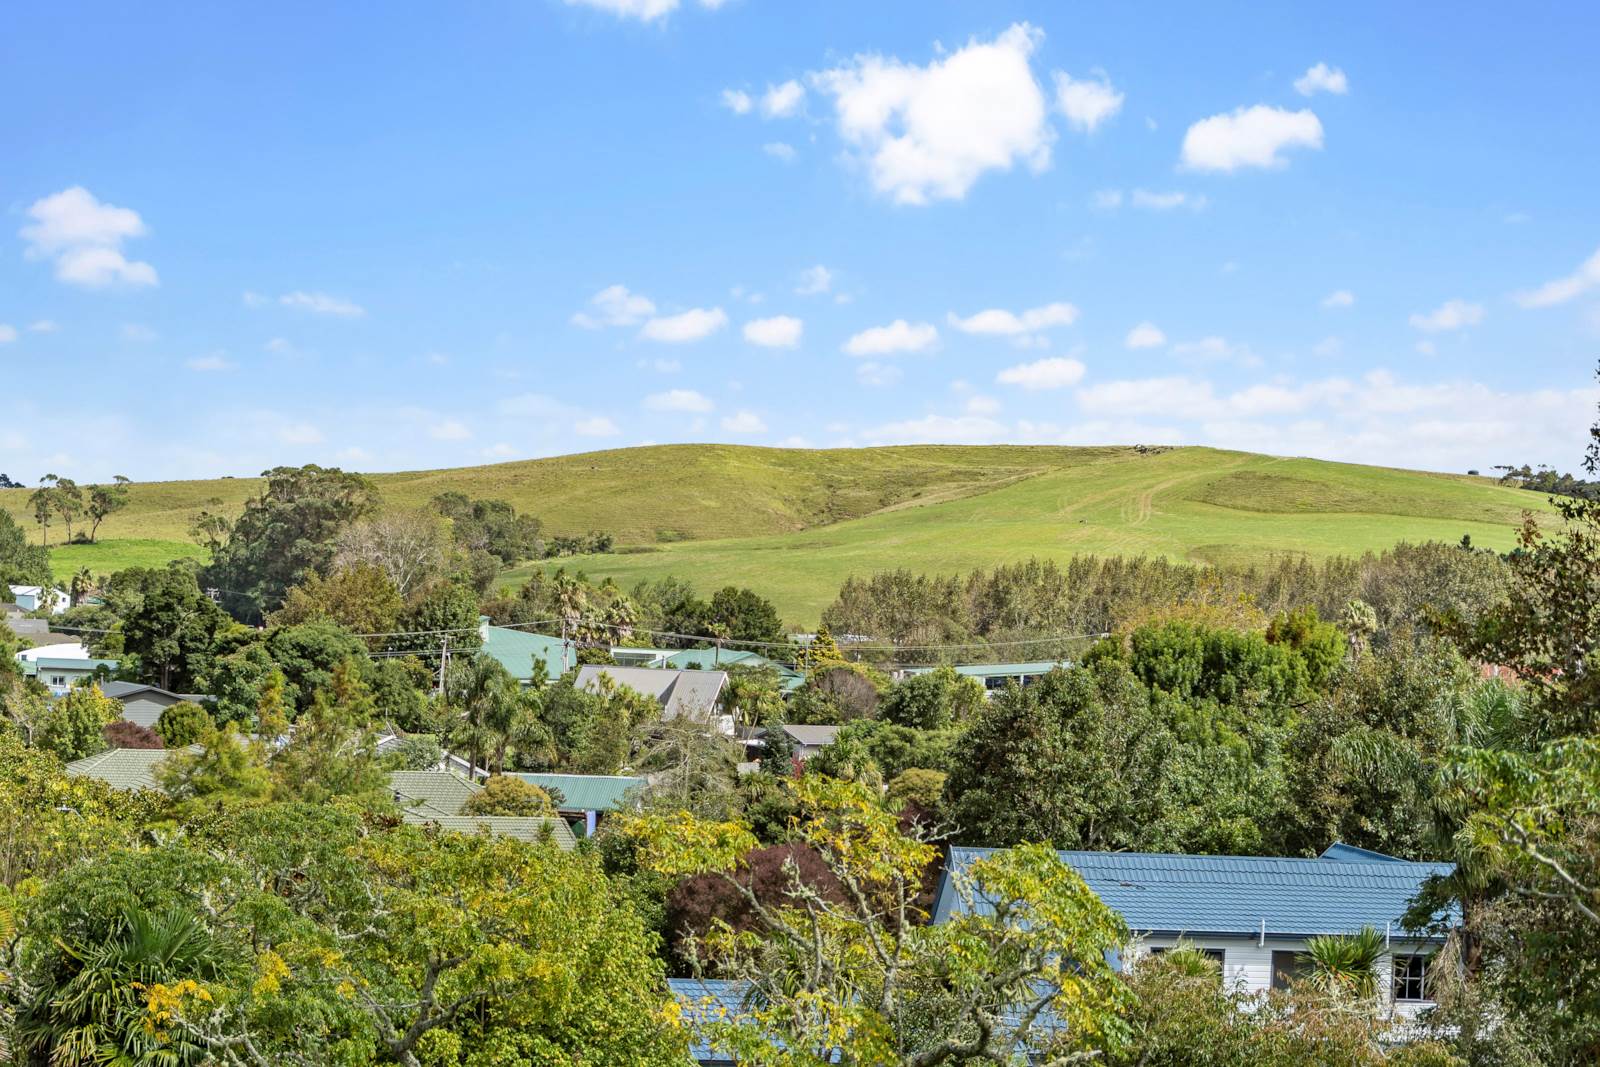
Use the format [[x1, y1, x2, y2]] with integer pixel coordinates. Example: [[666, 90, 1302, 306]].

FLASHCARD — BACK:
[[482, 443, 518, 458], [1514, 246, 1600, 308], [186, 353, 233, 372], [1313, 336, 1343, 357], [242, 291, 269, 308], [121, 323, 157, 342], [564, 0, 678, 21], [810, 23, 1053, 204], [796, 265, 833, 295], [743, 315, 803, 348], [1180, 105, 1324, 172], [1130, 189, 1206, 211], [720, 410, 767, 433], [843, 319, 938, 355], [1125, 322, 1166, 349], [1410, 299, 1485, 332], [644, 388, 715, 413], [1053, 71, 1123, 132], [761, 80, 805, 118], [21, 186, 158, 288], [947, 302, 1078, 339], [1321, 289, 1356, 309], [280, 291, 365, 317], [638, 356, 681, 373], [264, 337, 297, 354], [1294, 62, 1349, 97], [1090, 189, 1123, 210], [965, 394, 1002, 415], [574, 415, 621, 437], [278, 422, 325, 445], [867, 414, 1009, 445], [1416, 340, 1437, 356], [28, 320, 58, 334], [573, 284, 656, 328], [0, 325, 17, 344], [763, 142, 797, 162], [996, 356, 1086, 390], [856, 362, 903, 387], [721, 88, 753, 114], [640, 306, 728, 342], [428, 419, 471, 441]]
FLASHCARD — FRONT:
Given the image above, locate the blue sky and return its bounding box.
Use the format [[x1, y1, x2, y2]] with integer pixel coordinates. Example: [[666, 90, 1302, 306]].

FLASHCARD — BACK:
[[4, 1, 1599, 482]]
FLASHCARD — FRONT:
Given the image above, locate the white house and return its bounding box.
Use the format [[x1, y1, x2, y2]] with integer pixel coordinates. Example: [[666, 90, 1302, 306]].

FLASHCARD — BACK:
[[8, 584, 69, 616], [933, 842, 1454, 1021]]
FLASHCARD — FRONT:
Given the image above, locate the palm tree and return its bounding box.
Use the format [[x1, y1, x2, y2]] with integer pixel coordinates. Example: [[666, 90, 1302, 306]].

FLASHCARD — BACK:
[[447, 656, 520, 774], [1304, 926, 1386, 999], [15, 904, 221, 1066], [1339, 598, 1378, 656], [68, 567, 97, 607]]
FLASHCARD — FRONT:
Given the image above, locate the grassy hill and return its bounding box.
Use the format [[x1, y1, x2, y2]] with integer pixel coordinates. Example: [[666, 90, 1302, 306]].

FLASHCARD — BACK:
[[2, 445, 1546, 623]]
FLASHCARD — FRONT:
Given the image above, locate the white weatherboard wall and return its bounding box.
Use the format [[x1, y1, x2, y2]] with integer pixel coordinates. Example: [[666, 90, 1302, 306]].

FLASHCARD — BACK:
[[1128, 935, 1438, 1020]]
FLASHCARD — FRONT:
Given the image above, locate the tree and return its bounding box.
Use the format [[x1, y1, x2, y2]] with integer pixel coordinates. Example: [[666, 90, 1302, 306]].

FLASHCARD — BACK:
[[461, 774, 556, 816], [446, 656, 522, 776], [881, 666, 984, 731], [37, 683, 123, 761], [943, 661, 1179, 852], [29, 474, 57, 546], [333, 509, 448, 599], [103, 719, 164, 749], [269, 562, 404, 641], [202, 464, 378, 622], [267, 659, 388, 806], [1303, 927, 1386, 999], [105, 566, 230, 691], [1341, 598, 1379, 656], [156, 701, 214, 747], [52, 476, 85, 543], [629, 775, 1134, 1065], [707, 585, 785, 643], [0, 509, 52, 587], [85, 475, 131, 542]]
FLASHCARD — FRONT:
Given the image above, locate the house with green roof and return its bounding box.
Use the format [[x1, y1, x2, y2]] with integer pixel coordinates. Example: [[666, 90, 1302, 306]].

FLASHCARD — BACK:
[[66, 746, 199, 792], [389, 769, 482, 816], [400, 813, 577, 849], [512, 772, 645, 836], [476, 621, 571, 684], [900, 660, 1071, 693]]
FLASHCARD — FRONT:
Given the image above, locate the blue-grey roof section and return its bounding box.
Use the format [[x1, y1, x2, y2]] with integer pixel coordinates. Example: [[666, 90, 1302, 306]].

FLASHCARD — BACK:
[[1319, 841, 1406, 863], [935, 847, 1455, 939], [668, 979, 841, 1065], [511, 772, 644, 813]]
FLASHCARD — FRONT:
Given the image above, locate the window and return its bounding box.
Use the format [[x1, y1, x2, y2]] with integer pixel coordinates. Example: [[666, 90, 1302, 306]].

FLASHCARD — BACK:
[[49, 675, 67, 688], [1393, 954, 1432, 1002], [1271, 950, 1312, 990]]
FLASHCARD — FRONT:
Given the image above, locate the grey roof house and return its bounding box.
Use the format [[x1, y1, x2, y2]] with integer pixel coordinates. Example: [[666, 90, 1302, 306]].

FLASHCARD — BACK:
[[575, 665, 729, 724], [100, 681, 209, 729], [66, 746, 200, 792]]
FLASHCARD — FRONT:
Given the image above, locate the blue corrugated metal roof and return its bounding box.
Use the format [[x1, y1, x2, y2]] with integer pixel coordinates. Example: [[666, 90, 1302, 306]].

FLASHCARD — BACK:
[[935, 846, 1455, 939]]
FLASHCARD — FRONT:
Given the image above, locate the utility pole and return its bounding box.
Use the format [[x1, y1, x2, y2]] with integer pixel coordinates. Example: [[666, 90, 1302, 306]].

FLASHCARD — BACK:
[[437, 634, 450, 695], [561, 618, 570, 673]]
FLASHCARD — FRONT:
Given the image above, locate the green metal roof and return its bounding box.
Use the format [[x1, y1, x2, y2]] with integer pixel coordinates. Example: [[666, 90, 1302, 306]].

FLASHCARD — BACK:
[[400, 813, 577, 849], [65, 746, 195, 792], [478, 624, 569, 682], [389, 769, 482, 816], [904, 661, 1070, 679], [21, 658, 119, 675], [512, 772, 645, 813]]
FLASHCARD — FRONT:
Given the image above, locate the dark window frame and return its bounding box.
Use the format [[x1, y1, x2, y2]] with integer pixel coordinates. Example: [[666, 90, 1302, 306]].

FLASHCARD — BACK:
[[1393, 954, 1432, 1002]]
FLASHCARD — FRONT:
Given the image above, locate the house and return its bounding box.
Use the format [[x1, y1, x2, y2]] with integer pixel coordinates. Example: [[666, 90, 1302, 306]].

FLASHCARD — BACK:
[[575, 665, 729, 726], [400, 813, 577, 849], [477, 620, 570, 684], [610, 646, 674, 668], [66, 746, 199, 792], [669, 979, 751, 1067], [661, 648, 805, 692], [933, 844, 1454, 1019], [901, 660, 1071, 693], [389, 769, 483, 817], [15, 642, 119, 696], [7, 584, 68, 615], [511, 771, 645, 836], [100, 681, 209, 729], [779, 723, 838, 761]]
